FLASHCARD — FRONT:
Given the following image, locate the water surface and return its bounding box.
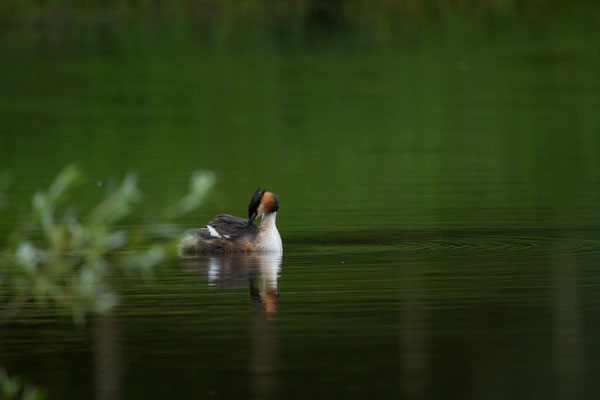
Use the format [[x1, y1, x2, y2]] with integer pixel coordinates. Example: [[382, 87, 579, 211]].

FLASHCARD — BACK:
[[1, 5, 600, 399]]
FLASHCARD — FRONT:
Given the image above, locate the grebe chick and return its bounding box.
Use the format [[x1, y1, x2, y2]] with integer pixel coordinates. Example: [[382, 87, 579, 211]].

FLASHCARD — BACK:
[[178, 188, 282, 255]]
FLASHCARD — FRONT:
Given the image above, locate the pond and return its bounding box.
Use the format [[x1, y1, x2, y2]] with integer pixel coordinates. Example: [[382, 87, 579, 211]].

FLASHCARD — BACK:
[[1, 4, 600, 399]]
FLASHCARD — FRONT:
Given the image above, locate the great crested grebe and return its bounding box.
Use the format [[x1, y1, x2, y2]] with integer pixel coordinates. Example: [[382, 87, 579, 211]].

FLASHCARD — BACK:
[[178, 188, 282, 255]]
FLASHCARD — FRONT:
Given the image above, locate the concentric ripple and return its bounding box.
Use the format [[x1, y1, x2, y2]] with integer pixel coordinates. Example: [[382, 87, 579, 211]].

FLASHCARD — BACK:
[[288, 228, 600, 259]]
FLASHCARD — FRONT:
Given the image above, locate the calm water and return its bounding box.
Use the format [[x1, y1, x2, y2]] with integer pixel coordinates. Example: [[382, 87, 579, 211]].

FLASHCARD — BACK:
[[2, 5, 600, 399]]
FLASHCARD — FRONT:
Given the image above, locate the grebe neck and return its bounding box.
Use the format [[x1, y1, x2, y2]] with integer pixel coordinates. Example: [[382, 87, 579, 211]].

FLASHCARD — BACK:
[[260, 212, 277, 229]]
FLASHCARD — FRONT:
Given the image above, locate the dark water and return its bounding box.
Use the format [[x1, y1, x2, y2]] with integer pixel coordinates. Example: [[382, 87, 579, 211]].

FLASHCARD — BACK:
[[2, 6, 600, 399]]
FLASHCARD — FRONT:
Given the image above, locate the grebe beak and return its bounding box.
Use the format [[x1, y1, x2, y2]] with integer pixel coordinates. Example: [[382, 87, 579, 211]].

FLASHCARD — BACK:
[[248, 211, 258, 225]]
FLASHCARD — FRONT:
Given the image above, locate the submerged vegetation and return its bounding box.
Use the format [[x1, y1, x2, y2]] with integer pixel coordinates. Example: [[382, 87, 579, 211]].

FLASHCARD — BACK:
[[0, 165, 214, 324]]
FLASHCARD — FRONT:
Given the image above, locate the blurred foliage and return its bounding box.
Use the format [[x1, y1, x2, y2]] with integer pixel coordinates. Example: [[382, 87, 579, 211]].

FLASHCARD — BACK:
[[0, 368, 45, 400], [0, 0, 593, 25], [0, 165, 214, 325]]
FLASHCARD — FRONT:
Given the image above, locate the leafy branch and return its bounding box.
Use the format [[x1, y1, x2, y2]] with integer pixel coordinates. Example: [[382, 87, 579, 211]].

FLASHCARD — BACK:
[[0, 165, 214, 324]]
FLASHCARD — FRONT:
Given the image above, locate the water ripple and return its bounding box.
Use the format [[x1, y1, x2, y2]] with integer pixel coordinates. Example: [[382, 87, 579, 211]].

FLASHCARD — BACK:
[[287, 228, 600, 259]]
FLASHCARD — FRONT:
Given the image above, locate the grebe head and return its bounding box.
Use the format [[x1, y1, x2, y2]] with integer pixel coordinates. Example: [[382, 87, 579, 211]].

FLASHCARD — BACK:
[[248, 188, 279, 224]]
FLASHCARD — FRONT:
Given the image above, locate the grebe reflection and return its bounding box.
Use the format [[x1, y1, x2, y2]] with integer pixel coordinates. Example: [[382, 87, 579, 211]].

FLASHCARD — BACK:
[[182, 253, 281, 314]]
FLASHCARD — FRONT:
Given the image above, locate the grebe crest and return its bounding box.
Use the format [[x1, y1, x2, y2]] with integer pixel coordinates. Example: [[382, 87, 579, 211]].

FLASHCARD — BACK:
[[178, 188, 282, 255]]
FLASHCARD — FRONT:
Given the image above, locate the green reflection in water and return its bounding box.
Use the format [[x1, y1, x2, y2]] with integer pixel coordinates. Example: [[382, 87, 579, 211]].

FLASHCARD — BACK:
[[1, 3, 600, 399]]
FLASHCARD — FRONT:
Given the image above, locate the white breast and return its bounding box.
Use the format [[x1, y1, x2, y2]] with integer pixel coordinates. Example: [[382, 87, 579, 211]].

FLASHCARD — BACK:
[[258, 212, 283, 253]]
